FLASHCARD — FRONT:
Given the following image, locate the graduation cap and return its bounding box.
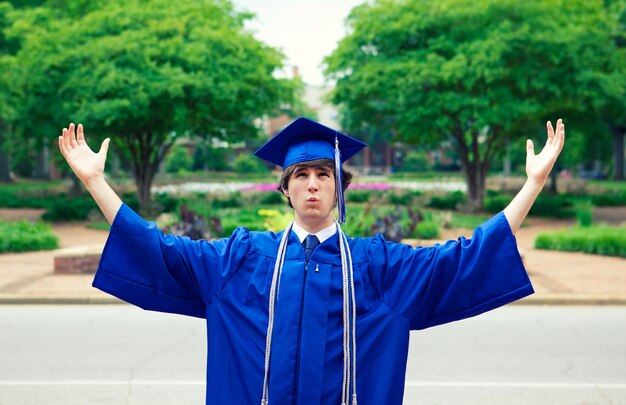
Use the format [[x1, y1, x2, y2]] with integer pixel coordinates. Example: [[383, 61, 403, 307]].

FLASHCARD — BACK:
[[254, 117, 367, 223]]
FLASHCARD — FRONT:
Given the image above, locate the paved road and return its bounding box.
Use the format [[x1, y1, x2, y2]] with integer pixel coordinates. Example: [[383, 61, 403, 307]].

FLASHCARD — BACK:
[[1, 305, 625, 404]]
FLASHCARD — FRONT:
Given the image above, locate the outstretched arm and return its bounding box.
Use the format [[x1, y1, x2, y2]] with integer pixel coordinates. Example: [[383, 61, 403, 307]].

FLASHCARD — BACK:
[[503, 119, 565, 234], [58, 123, 122, 224]]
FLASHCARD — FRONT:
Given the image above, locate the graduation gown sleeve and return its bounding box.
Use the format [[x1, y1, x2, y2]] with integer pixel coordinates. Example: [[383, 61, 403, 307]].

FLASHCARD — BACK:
[[367, 211, 533, 330], [93, 203, 250, 318]]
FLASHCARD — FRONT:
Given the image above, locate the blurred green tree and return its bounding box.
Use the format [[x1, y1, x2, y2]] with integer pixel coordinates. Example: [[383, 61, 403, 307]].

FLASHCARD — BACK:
[[4, 0, 296, 210], [326, 0, 623, 210]]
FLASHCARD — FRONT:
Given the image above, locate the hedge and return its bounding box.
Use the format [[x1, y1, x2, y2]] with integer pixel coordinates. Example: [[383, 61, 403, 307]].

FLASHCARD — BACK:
[[0, 220, 59, 253], [535, 226, 626, 258]]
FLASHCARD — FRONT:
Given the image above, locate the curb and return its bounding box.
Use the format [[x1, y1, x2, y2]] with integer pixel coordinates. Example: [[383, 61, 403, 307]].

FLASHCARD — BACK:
[[0, 295, 122, 305], [517, 294, 626, 306], [1, 294, 626, 306]]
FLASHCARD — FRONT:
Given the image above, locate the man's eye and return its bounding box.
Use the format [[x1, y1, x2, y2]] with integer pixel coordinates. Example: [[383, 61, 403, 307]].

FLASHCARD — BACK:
[[296, 172, 307, 178]]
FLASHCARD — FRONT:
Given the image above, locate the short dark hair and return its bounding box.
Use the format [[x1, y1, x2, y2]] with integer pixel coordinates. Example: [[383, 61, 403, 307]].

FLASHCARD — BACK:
[[277, 158, 353, 208]]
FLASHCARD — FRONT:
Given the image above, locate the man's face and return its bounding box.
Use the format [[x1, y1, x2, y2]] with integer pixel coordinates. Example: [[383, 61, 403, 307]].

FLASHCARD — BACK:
[[283, 164, 336, 228]]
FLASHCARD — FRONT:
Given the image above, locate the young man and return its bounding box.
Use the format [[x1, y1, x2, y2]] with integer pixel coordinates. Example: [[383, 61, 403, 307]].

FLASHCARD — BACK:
[[58, 116, 564, 404]]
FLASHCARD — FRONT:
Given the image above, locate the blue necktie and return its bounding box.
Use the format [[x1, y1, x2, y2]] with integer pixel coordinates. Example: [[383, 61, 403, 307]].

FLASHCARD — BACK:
[[303, 234, 320, 263]]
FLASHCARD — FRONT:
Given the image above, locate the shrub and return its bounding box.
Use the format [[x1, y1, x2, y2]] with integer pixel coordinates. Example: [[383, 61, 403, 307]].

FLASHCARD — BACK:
[[574, 200, 594, 227], [415, 221, 440, 239], [535, 226, 626, 258], [193, 144, 230, 171], [211, 192, 243, 208], [256, 191, 285, 205], [153, 192, 179, 212], [42, 197, 98, 221], [398, 151, 430, 172], [165, 145, 193, 174], [529, 194, 574, 218], [485, 192, 575, 218], [258, 209, 293, 232], [162, 204, 221, 240], [589, 191, 626, 207], [0, 220, 59, 252], [484, 194, 512, 213], [428, 191, 466, 210], [388, 189, 423, 205], [231, 154, 269, 174], [0, 189, 52, 208], [346, 189, 376, 203]]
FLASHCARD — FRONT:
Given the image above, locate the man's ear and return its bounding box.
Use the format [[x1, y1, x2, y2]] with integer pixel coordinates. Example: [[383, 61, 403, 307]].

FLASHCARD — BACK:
[[282, 188, 289, 198]]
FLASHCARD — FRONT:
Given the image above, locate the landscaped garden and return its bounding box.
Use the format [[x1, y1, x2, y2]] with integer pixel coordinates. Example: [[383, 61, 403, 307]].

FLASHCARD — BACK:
[[1, 175, 624, 258]]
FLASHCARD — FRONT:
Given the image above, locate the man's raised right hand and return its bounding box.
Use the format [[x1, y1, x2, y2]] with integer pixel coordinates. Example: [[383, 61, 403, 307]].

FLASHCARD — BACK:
[[58, 123, 110, 186]]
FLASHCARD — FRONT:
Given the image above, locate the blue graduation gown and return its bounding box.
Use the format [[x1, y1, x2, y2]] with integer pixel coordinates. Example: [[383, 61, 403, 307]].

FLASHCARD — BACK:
[[94, 204, 533, 404]]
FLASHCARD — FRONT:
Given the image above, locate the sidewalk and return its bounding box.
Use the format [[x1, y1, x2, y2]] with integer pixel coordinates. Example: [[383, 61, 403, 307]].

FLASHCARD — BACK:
[[0, 209, 625, 305]]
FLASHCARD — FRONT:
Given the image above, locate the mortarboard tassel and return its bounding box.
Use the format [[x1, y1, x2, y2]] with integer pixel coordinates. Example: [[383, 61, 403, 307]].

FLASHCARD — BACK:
[[335, 135, 346, 224]]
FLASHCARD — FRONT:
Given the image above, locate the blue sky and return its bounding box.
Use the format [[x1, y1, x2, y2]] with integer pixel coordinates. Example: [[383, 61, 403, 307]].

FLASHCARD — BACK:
[[233, 0, 365, 85]]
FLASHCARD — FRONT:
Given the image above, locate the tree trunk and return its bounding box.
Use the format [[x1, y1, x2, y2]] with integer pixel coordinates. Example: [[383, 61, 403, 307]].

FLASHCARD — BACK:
[[363, 147, 371, 175], [132, 158, 158, 214], [0, 130, 12, 183], [502, 144, 511, 177], [464, 162, 487, 212], [612, 127, 625, 180], [384, 143, 392, 175], [127, 132, 172, 215], [455, 128, 491, 213], [549, 170, 558, 194], [33, 144, 50, 180]]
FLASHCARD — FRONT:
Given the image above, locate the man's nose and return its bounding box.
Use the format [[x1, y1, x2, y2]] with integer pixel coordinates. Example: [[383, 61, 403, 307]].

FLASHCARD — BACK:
[[307, 175, 319, 191]]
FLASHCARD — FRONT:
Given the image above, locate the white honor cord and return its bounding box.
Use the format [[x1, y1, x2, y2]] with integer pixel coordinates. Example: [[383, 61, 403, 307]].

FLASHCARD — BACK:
[[261, 221, 357, 405], [337, 222, 357, 405], [261, 221, 293, 405], [343, 230, 358, 405], [340, 224, 349, 404]]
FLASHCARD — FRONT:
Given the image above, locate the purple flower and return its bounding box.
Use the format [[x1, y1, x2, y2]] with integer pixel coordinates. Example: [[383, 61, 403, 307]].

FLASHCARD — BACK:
[[349, 183, 394, 190], [241, 183, 277, 192]]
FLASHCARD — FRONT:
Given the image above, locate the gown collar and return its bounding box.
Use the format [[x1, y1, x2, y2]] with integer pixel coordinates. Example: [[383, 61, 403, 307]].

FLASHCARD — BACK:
[[282, 226, 343, 264], [291, 221, 337, 244]]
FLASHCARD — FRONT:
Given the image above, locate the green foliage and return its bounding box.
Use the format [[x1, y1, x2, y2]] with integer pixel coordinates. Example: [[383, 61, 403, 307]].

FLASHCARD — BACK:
[[231, 154, 269, 174], [574, 200, 594, 227], [0, 219, 58, 252], [210, 192, 243, 209], [529, 194, 575, 218], [484, 191, 575, 218], [588, 190, 626, 206], [41, 196, 98, 221], [0, 188, 50, 208], [192, 144, 230, 172], [535, 226, 626, 258], [325, 0, 623, 209], [445, 211, 490, 229], [427, 191, 466, 210], [165, 145, 192, 174], [589, 180, 626, 192], [483, 193, 512, 213], [258, 209, 293, 232], [4, 0, 296, 207], [255, 191, 285, 205], [345, 189, 376, 203], [388, 189, 423, 205], [415, 221, 440, 239], [398, 151, 430, 172]]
